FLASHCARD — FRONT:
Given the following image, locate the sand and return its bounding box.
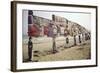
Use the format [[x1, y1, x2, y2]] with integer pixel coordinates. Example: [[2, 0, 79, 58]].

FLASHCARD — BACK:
[[22, 36, 91, 62]]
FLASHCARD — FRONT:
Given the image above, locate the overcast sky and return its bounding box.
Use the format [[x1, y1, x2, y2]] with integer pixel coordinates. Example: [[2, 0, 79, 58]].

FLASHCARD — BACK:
[[22, 10, 91, 35]]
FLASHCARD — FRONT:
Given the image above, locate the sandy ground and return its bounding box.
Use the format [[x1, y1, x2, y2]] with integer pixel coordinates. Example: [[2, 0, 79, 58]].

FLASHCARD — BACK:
[[39, 42, 91, 62], [22, 36, 91, 62]]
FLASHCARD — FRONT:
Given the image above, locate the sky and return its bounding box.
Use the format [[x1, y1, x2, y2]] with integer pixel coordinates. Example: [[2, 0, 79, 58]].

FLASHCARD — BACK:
[[22, 10, 91, 35]]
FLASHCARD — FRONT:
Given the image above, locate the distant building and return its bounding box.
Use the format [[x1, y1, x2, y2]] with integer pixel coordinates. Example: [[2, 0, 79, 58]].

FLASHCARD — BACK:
[[28, 10, 90, 37]]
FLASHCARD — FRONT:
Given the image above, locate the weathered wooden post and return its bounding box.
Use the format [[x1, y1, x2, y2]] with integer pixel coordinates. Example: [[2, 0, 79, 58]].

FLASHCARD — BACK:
[[78, 34, 81, 44], [73, 29, 77, 46], [28, 10, 34, 61], [64, 25, 69, 47], [28, 36, 33, 61], [78, 27, 82, 44], [85, 33, 88, 41], [74, 35, 76, 45], [52, 35, 57, 53], [52, 15, 58, 54], [71, 25, 77, 46], [52, 24, 58, 54]]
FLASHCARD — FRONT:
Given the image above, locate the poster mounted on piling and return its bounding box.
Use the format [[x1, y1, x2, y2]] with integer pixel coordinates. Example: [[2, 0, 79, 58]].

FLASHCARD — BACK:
[[11, 1, 98, 72]]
